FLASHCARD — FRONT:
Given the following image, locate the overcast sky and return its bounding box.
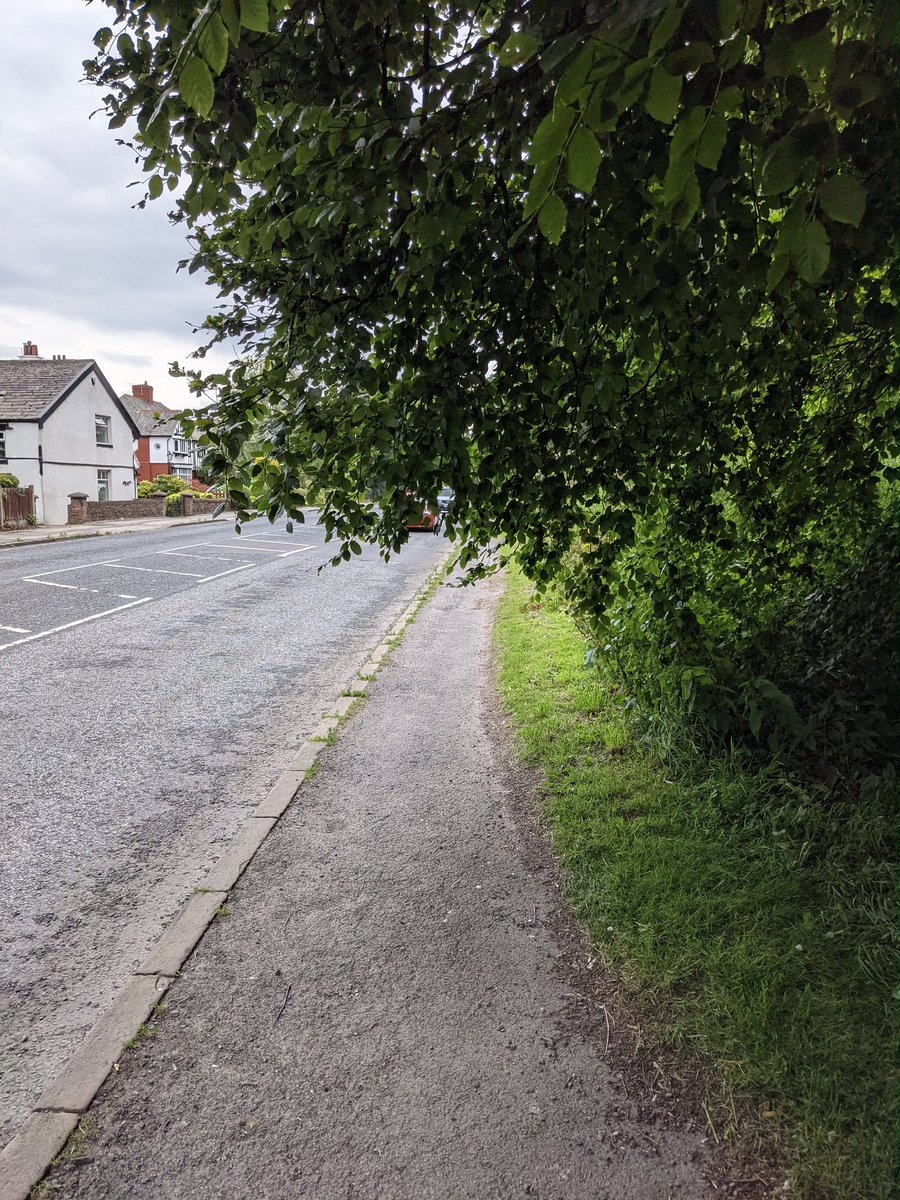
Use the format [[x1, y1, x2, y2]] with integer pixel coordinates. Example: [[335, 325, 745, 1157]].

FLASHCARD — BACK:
[[0, 0, 234, 409]]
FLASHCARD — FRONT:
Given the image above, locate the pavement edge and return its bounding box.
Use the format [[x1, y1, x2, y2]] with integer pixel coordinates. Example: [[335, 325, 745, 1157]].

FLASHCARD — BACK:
[[0, 543, 454, 1200]]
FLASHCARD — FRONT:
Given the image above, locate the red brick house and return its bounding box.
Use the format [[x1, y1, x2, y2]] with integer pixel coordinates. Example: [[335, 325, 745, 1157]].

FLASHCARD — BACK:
[[121, 383, 202, 487]]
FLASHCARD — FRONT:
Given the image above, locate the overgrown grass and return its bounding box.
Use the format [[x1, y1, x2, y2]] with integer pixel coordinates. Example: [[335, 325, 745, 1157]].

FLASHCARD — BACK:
[[495, 566, 896, 1200]]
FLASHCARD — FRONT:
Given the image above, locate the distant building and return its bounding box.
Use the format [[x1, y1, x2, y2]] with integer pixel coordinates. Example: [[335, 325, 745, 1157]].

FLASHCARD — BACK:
[[121, 382, 202, 487], [0, 343, 139, 524]]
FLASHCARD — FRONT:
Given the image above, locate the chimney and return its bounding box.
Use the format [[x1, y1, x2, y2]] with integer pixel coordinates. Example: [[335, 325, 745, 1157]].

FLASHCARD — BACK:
[[20, 341, 40, 358], [132, 381, 154, 404]]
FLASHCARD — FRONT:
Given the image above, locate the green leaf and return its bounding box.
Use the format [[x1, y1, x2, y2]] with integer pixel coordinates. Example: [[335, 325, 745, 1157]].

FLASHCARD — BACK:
[[148, 174, 163, 199], [556, 46, 592, 105], [537, 194, 568, 243], [530, 106, 575, 163], [672, 172, 701, 228], [179, 56, 214, 117], [649, 5, 683, 56], [199, 12, 229, 74], [817, 175, 866, 227], [645, 68, 682, 124], [696, 112, 726, 169], [716, 0, 742, 37], [797, 26, 833, 76], [766, 254, 790, 291], [792, 218, 830, 282], [567, 126, 601, 193], [220, 0, 241, 44], [761, 136, 801, 195], [239, 0, 268, 33], [523, 160, 555, 219], [499, 32, 539, 68]]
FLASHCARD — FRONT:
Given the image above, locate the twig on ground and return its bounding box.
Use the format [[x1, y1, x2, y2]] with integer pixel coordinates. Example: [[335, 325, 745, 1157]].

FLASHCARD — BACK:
[[275, 983, 293, 1022]]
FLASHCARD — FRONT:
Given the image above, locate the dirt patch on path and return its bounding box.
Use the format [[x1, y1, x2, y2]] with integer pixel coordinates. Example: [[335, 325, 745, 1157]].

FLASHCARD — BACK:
[[46, 573, 723, 1200]]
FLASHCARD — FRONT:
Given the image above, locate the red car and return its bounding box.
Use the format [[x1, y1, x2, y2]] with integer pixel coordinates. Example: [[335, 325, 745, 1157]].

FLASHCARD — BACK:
[[406, 499, 437, 531]]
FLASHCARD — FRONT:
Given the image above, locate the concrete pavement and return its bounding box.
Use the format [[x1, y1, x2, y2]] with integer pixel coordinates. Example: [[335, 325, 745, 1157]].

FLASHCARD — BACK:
[[7, 570, 722, 1200]]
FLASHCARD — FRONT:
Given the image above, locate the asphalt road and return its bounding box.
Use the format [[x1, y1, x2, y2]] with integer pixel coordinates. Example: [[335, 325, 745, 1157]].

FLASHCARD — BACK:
[[0, 516, 447, 1147]]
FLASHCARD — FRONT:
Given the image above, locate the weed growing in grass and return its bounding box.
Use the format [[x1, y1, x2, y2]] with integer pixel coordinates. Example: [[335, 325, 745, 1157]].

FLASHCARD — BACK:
[[495, 566, 896, 1200]]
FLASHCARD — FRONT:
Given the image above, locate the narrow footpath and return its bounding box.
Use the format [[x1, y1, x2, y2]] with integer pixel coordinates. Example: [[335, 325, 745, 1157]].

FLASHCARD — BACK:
[[39, 574, 716, 1200]]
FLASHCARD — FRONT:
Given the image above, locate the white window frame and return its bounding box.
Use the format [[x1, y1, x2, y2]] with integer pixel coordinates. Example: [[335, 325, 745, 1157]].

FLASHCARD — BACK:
[[95, 414, 112, 446], [172, 436, 191, 455], [0, 428, 6, 459], [171, 465, 193, 482], [97, 469, 111, 501]]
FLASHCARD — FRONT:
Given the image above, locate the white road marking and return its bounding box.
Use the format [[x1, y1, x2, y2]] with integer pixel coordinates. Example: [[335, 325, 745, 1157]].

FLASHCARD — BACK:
[[159, 551, 238, 563], [24, 578, 79, 590], [191, 540, 314, 558], [197, 563, 257, 583], [104, 564, 205, 578], [0, 598, 153, 653], [23, 560, 119, 579], [23, 577, 136, 599], [0, 624, 31, 634]]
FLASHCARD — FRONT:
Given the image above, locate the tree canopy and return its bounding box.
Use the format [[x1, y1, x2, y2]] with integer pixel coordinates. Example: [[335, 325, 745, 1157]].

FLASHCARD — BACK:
[[88, 1, 899, 746]]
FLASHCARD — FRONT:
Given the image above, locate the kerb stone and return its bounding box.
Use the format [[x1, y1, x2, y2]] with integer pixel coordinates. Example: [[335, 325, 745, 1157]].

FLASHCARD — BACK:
[[34, 975, 170, 1114], [0, 1111, 80, 1200]]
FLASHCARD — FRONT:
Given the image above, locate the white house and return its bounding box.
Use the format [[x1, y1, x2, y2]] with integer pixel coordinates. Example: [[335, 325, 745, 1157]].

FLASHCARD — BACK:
[[0, 344, 139, 525]]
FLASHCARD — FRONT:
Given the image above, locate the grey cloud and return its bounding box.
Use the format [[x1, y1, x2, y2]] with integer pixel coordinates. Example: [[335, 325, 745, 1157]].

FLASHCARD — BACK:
[[0, 0, 224, 343]]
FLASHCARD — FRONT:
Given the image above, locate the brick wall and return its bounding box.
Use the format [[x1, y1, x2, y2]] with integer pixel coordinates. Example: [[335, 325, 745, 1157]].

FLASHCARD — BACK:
[[181, 495, 227, 516], [83, 498, 166, 521]]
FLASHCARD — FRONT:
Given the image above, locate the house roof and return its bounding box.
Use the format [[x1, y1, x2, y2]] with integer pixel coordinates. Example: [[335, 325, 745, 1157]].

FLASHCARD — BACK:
[[120, 393, 182, 437], [0, 358, 96, 421], [0, 358, 141, 436]]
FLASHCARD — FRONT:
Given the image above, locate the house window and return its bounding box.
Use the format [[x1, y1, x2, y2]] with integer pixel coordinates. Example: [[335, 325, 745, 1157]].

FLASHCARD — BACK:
[[172, 437, 191, 454], [0, 429, 6, 460], [97, 469, 111, 501], [95, 415, 112, 446], [171, 466, 193, 482]]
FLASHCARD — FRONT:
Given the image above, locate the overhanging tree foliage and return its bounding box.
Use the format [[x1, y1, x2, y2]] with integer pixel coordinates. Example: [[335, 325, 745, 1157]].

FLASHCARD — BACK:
[[89, 1, 899, 752]]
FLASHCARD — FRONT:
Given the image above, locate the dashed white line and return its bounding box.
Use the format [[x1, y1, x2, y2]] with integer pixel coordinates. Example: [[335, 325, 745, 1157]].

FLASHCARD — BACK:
[[0, 598, 153, 653], [0, 624, 31, 634]]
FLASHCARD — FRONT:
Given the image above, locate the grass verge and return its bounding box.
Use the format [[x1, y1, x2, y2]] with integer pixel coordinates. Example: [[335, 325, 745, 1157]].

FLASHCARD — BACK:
[[495, 565, 895, 1200]]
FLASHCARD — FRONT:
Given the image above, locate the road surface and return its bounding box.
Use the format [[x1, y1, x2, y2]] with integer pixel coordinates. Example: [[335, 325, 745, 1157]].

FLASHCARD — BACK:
[[0, 516, 446, 1146]]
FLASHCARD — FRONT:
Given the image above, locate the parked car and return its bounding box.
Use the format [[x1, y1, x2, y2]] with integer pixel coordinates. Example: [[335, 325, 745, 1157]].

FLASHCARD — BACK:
[[437, 487, 455, 513], [405, 495, 437, 531]]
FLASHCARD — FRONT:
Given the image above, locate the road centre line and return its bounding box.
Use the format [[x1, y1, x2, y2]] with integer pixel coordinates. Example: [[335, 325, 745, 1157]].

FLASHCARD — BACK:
[[0, 624, 31, 633], [0, 598, 153, 653]]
